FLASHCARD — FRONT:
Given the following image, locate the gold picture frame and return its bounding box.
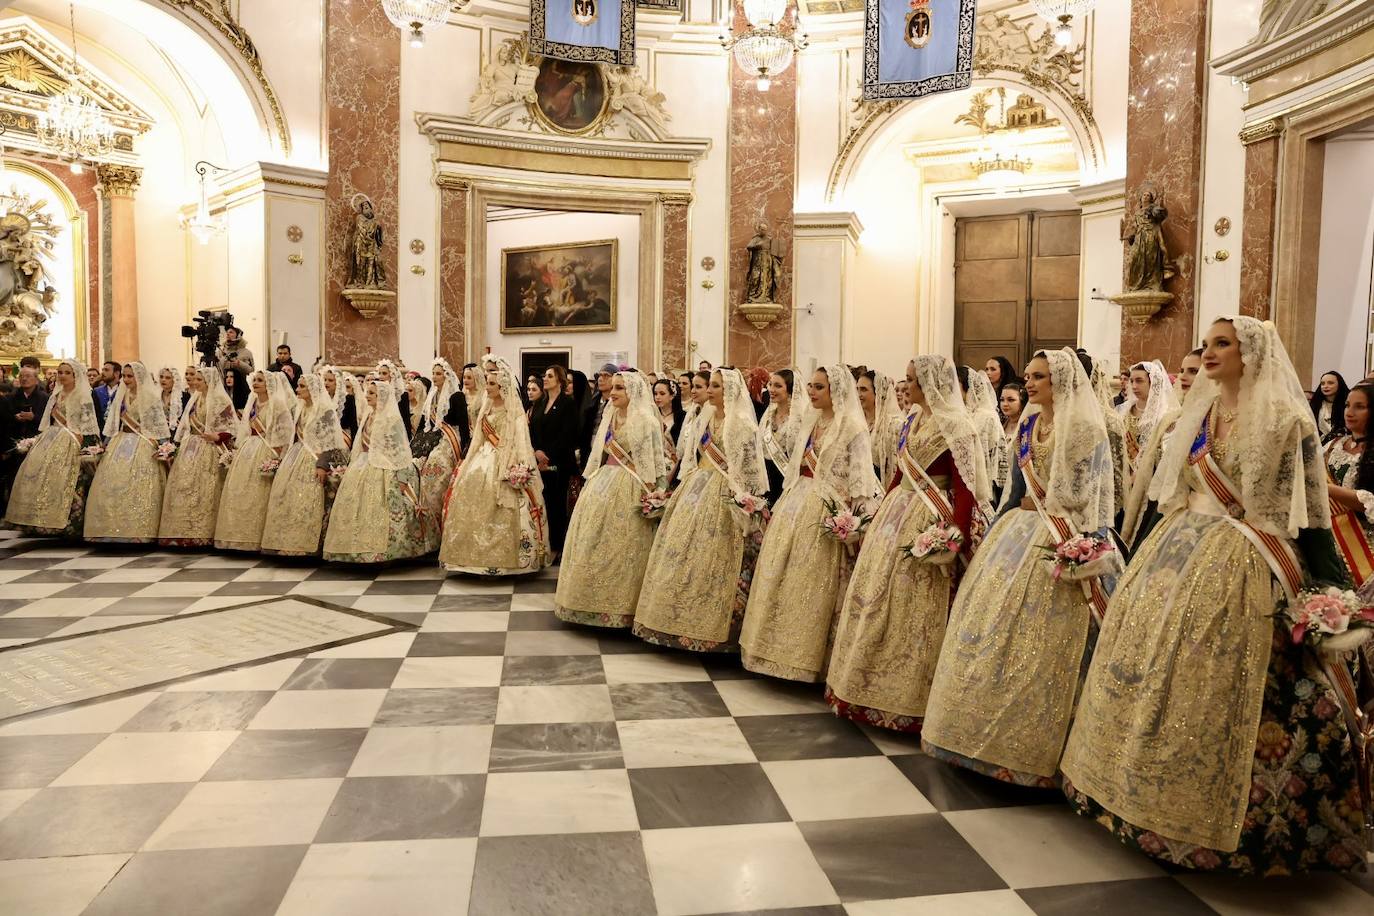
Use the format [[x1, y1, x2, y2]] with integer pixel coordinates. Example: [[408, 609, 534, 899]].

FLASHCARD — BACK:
[[528, 56, 612, 136], [499, 238, 618, 334]]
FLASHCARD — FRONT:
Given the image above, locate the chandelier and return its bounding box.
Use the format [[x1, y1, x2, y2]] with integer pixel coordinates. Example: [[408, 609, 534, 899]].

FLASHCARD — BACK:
[[36, 4, 115, 174], [971, 88, 1032, 185], [381, 0, 459, 48], [720, 0, 808, 92], [1029, 0, 1097, 47], [179, 161, 227, 245]]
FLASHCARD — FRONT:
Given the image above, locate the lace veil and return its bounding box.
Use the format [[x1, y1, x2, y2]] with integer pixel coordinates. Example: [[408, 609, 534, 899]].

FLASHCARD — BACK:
[[963, 367, 1008, 494], [1150, 316, 1327, 537], [760, 367, 803, 469], [353, 379, 411, 470], [1123, 359, 1178, 446], [342, 371, 371, 427], [158, 365, 187, 435], [870, 370, 906, 487], [421, 358, 460, 431], [718, 367, 768, 496], [1031, 348, 1113, 532], [236, 370, 295, 450], [175, 367, 236, 444], [104, 361, 171, 440], [296, 374, 347, 455], [585, 370, 667, 485], [787, 364, 882, 502], [319, 365, 348, 415], [915, 357, 991, 506], [39, 358, 100, 437], [479, 356, 542, 506]]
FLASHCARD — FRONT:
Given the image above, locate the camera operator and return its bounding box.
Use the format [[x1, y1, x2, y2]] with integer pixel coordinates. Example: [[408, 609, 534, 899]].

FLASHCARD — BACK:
[[269, 343, 304, 392], [216, 326, 254, 382]]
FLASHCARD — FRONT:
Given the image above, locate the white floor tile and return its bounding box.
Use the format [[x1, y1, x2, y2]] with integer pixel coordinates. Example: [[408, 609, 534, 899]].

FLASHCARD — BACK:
[[247, 689, 386, 729], [503, 630, 601, 656], [845, 890, 1037, 915], [392, 656, 505, 689], [143, 777, 342, 850], [616, 718, 757, 768], [480, 770, 638, 836], [763, 757, 936, 821], [642, 822, 839, 916], [276, 838, 477, 916], [3, 597, 120, 618], [309, 632, 415, 658], [495, 685, 615, 724], [0, 854, 132, 916], [0, 693, 158, 735], [348, 725, 495, 776], [713, 678, 830, 716], [165, 658, 304, 692], [51, 731, 239, 786]]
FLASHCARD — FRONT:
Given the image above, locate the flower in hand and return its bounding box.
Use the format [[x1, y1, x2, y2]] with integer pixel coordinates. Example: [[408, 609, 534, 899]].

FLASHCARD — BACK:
[[641, 489, 669, 519], [155, 441, 178, 462], [506, 464, 533, 488], [1043, 535, 1117, 582]]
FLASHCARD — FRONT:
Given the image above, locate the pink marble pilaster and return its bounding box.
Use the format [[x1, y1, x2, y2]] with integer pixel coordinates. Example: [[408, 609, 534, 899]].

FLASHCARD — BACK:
[[726, 6, 796, 370], [1118, 0, 1208, 367], [437, 180, 468, 369], [660, 196, 690, 370], [1239, 133, 1280, 319], [324, 0, 400, 365]]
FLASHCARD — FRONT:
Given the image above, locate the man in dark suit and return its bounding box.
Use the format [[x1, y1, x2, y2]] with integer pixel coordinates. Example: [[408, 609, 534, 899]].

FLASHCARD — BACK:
[[269, 344, 305, 391], [580, 362, 617, 472], [1, 365, 48, 505]]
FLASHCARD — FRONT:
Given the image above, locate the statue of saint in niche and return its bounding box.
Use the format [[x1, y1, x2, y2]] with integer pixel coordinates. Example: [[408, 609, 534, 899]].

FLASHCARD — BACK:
[[346, 194, 385, 290], [745, 220, 784, 305], [1123, 186, 1169, 293]]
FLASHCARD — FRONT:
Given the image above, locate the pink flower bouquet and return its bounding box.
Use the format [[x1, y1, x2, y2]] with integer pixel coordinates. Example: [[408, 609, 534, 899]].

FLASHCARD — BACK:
[[1281, 587, 1374, 651], [901, 524, 964, 566], [1043, 535, 1119, 582], [506, 464, 533, 489], [725, 491, 771, 534], [155, 441, 178, 463], [259, 456, 280, 476], [819, 498, 872, 544], [14, 436, 37, 454], [641, 489, 670, 519], [81, 444, 104, 458], [216, 448, 234, 468]]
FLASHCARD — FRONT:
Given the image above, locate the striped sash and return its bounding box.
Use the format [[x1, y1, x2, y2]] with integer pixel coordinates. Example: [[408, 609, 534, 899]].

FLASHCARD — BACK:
[[1324, 441, 1374, 588], [1018, 414, 1110, 623], [50, 401, 81, 445], [895, 414, 956, 528], [604, 428, 653, 494], [476, 417, 545, 540], [1187, 409, 1303, 601], [120, 406, 159, 450]]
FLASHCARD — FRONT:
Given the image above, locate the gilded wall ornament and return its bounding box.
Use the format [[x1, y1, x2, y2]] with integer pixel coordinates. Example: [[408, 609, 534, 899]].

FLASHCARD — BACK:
[[409, 238, 425, 255], [286, 224, 303, 243]]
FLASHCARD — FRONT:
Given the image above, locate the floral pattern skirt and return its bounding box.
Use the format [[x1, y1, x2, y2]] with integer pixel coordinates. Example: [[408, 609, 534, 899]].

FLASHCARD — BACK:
[[84, 433, 165, 544], [260, 442, 329, 557], [214, 436, 275, 552], [6, 428, 93, 538], [555, 466, 658, 628], [323, 458, 426, 564], [158, 436, 226, 547], [438, 449, 548, 575], [632, 467, 750, 652]]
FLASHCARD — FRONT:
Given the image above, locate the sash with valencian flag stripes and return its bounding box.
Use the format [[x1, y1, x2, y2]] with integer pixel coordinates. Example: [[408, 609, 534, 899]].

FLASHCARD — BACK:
[[1017, 413, 1110, 624], [1323, 440, 1374, 589], [894, 411, 956, 528], [1187, 407, 1303, 601], [446, 416, 545, 541]]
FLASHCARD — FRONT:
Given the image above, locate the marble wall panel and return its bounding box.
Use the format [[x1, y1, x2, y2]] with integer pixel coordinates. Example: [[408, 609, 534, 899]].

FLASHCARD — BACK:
[[661, 198, 690, 371], [726, 39, 796, 370], [437, 182, 468, 369], [1239, 135, 1279, 320], [1118, 0, 1208, 367], [323, 0, 400, 365]]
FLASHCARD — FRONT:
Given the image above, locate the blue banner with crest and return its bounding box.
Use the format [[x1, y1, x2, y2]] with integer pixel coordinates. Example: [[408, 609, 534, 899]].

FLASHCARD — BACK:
[[530, 0, 637, 66], [863, 0, 976, 100]]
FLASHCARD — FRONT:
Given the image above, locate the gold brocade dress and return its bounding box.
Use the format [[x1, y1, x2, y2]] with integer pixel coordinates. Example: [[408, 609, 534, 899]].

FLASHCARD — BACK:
[[556, 423, 660, 628], [633, 416, 754, 652], [213, 425, 277, 552], [825, 417, 973, 732], [1061, 419, 1366, 874], [5, 401, 99, 538], [260, 439, 348, 557], [417, 426, 463, 553], [158, 405, 233, 547], [438, 407, 547, 575], [84, 420, 167, 544], [323, 451, 426, 565], [739, 425, 851, 682], [921, 423, 1099, 786]]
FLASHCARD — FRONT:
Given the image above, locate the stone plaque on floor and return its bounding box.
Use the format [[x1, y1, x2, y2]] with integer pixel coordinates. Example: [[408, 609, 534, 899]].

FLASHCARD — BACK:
[[0, 598, 412, 720]]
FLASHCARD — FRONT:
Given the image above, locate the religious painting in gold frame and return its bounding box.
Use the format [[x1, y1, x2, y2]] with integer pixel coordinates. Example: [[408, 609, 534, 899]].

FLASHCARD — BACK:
[[500, 238, 617, 334], [529, 57, 611, 135]]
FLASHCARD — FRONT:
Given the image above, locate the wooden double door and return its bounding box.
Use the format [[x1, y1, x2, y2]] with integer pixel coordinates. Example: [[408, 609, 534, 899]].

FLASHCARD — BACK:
[[954, 210, 1081, 375]]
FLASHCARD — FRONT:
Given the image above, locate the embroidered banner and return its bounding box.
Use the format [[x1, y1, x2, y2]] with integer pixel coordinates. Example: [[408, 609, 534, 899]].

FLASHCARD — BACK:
[[530, 0, 637, 66], [862, 0, 977, 100]]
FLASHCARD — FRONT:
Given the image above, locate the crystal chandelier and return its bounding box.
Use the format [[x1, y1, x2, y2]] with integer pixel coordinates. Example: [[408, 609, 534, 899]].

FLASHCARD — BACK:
[[36, 5, 115, 174], [720, 0, 808, 92], [971, 88, 1031, 185], [1029, 0, 1097, 47], [179, 161, 226, 245], [381, 0, 457, 48]]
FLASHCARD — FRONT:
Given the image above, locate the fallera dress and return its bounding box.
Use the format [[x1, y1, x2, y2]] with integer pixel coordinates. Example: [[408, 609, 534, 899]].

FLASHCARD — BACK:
[[158, 368, 238, 547], [85, 362, 171, 544], [5, 360, 102, 538]]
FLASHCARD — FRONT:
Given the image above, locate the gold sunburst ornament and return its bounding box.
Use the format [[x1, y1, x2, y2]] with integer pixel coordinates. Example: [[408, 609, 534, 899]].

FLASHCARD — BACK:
[[0, 49, 68, 96]]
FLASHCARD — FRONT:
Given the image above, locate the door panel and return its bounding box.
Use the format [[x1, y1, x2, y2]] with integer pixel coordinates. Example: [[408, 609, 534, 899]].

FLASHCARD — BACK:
[[955, 214, 1028, 371], [1029, 210, 1082, 355]]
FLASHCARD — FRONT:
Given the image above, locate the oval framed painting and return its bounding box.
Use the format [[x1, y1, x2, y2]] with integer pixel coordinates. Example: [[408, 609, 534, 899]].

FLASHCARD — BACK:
[[531, 57, 609, 135]]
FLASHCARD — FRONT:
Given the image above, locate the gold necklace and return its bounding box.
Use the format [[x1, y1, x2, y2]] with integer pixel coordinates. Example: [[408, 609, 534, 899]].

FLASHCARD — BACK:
[[1217, 404, 1238, 424]]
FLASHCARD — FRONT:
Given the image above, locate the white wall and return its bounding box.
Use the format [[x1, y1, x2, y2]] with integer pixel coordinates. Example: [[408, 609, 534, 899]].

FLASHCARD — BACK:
[[483, 210, 641, 373], [1312, 134, 1374, 386]]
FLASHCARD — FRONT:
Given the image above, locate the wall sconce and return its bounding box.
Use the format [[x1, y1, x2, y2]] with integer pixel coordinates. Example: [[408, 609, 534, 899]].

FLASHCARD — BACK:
[[287, 254, 303, 265], [410, 264, 426, 276], [179, 160, 227, 245]]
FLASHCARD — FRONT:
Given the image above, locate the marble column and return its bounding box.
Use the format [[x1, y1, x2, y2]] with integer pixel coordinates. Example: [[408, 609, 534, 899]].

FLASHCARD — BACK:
[[660, 193, 691, 371], [436, 176, 468, 369], [1118, 0, 1208, 367], [1239, 121, 1281, 319], [323, 0, 400, 366], [96, 164, 141, 362], [726, 8, 796, 369]]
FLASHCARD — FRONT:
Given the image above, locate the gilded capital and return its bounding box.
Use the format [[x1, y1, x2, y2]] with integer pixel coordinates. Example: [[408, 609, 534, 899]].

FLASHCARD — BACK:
[[96, 164, 142, 197], [658, 192, 693, 207], [1238, 119, 1281, 146], [436, 174, 471, 192]]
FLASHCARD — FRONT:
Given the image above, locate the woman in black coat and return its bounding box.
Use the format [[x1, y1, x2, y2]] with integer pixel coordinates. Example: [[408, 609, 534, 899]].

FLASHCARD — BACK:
[[528, 364, 580, 556]]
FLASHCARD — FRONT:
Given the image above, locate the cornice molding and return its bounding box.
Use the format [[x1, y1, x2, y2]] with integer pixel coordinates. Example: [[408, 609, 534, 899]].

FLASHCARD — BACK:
[[1214, 1, 1374, 83]]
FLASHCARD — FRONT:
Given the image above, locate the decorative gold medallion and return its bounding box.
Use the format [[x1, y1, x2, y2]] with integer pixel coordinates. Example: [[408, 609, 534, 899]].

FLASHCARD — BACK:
[[904, 0, 932, 50], [286, 224, 303, 243], [409, 238, 425, 255], [572, 0, 598, 27]]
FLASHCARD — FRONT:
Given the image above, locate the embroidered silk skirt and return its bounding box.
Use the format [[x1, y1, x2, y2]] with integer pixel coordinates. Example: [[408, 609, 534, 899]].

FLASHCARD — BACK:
[[158, 436, 226, 546], [555, 464, 658, 628], [6, 427, 93, 538], [213, 436, 275, 552], [84, 432, 165, 543]]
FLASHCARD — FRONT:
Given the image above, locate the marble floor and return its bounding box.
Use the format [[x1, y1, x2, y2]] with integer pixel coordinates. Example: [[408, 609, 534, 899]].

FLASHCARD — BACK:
[[0, 530, 1371, 916]]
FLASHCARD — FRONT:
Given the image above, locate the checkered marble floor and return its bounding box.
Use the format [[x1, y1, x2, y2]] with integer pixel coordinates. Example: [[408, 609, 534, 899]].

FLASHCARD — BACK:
[[1, 529, 1371, 916]]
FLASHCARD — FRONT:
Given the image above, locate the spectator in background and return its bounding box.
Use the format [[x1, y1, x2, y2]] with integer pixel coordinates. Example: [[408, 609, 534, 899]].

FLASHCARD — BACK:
[[528, 364, 579, 557], [697, 360, 712, 372], [581, 363, 617, 471], [1, 365, 48, 505], [217, 326, 254, 382], [269, 344, 304, 391], [93, 360, 121, 428]]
